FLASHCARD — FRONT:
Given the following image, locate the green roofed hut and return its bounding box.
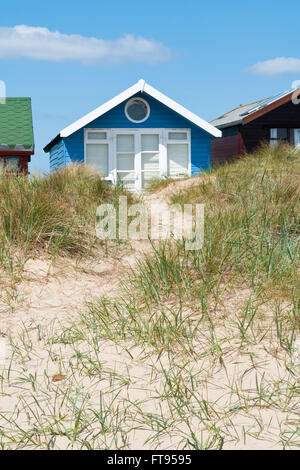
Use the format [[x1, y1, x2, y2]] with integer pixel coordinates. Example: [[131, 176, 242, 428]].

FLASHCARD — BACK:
[[0, 98, 34, 174]]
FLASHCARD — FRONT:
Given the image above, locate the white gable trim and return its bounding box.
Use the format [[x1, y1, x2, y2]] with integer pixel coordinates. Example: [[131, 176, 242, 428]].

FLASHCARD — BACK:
[[142, 82, 221, 137], [60, 79, 221, 138]]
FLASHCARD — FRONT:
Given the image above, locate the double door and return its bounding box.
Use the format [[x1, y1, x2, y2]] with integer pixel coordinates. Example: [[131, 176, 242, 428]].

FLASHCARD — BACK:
[[114, 129, 162, 190]]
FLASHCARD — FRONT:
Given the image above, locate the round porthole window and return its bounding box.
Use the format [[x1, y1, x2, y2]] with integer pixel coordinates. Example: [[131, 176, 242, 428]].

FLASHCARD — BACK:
[[125, 98, 150, 123]]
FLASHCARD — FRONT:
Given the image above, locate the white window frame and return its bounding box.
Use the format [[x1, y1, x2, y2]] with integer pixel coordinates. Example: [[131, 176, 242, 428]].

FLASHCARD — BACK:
[[125, 97, 150, 124], [84, 128, 191, 190], [84, 128, 113, 180], [165, 129, 191, 178]]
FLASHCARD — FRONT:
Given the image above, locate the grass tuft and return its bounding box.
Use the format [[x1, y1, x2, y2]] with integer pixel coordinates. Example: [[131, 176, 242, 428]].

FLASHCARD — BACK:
[[0, 164, 134, 272]]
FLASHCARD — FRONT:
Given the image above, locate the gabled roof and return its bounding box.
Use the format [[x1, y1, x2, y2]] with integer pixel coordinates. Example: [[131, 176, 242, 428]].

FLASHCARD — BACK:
[[0, 98, 34, 150], [44, 79, 221, 151], [211, 88, 300, 130]]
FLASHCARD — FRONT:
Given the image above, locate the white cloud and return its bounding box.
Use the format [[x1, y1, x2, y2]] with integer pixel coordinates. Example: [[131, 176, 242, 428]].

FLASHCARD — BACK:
[[249, 57, 300, 76], [0, 25, 170, 64]]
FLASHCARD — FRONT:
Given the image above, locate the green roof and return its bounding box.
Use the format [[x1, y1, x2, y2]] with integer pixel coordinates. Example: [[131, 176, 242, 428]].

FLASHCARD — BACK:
[[0, 98, 34, 150]]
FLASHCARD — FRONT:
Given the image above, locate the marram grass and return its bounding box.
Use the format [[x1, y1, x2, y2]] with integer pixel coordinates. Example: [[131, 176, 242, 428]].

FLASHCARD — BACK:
[[0, 145, 299, 450], [0, 164, 132, 271]]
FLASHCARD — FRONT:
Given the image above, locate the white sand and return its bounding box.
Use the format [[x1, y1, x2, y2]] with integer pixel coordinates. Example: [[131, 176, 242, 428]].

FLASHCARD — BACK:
[[0, 185, 299, 450]]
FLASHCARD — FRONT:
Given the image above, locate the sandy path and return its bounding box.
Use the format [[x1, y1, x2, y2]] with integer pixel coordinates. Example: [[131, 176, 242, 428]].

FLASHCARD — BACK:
[[0, 175, 204, 337], [0, 189, 171, 336], [0, 181, 299, 450]]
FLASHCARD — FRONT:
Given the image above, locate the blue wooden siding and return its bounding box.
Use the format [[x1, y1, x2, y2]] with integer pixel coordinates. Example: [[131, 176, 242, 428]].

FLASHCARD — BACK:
[[51, 92, 213, 174], [49, 140, 65, 171]]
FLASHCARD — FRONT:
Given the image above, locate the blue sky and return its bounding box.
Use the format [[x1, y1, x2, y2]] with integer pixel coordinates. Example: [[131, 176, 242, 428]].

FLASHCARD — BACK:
[[1, 0, 300, 174]]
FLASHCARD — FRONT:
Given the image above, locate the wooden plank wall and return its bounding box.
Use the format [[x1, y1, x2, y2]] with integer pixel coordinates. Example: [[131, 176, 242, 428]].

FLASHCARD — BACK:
[[211, 134, 240, 165]]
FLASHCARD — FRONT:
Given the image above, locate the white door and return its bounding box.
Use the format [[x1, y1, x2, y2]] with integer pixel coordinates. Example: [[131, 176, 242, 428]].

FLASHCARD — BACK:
[[113, 130, 162, 190], [109, 129, 190, 191], [294, 129, 300, 148], [115, 132, 137, 191], [140, 132, 161, 189]]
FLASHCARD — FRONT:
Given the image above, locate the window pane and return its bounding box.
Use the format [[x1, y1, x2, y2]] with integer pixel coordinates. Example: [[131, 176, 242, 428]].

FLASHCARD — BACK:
[[126, 99, 149, 122], [141, 134, 159, 151], [86, 143, 108, 176], [142, 152, 159, 171], [168, 132, 187, 140], [117, 153, 134, 171], [117, 171, 135, 190], [295, 129, 300, 148], [87, 132, 107, 140], [277, 128, 287, 139], [270, 128, 287, 145], [142, 171, 160, 188], [6, 157, 19, 172], [167, 144, 189, 177], [117, 134, 134, 152]]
